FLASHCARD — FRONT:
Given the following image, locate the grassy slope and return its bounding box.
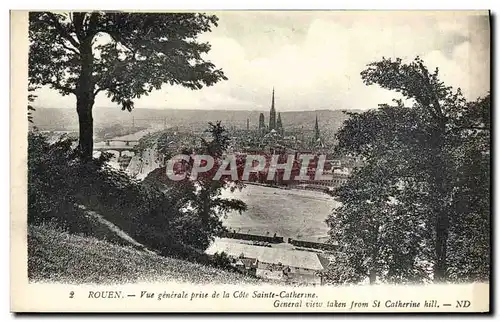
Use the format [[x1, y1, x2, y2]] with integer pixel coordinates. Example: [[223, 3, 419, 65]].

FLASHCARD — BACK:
[[28, 225, 263, 285]]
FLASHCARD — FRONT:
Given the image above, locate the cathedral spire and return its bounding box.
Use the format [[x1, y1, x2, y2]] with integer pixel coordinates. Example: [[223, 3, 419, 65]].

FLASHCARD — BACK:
[[314, 114, 320, 141], [272, 87, 275, 109], [269, 87, 276, 130]]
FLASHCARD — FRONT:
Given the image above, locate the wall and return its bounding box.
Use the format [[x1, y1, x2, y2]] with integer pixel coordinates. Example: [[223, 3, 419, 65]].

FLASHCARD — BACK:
[[220, 231, 284, 244], [288, 238, 337, 251]]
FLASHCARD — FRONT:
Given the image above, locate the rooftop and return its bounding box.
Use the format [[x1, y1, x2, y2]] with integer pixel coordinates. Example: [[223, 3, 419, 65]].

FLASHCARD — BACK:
[[206, 239, 328, 271]]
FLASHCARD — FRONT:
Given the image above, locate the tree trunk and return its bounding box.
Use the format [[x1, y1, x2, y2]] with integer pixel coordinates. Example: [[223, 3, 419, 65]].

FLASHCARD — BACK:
[[76, 38, 95, 160], [369, 270, 377, 284], [201, 188, 210, 227], [434, 210, 449, 282], [77, 96, 94, 160], [434, 167, 449, 282], [431, 127, 449, 282]]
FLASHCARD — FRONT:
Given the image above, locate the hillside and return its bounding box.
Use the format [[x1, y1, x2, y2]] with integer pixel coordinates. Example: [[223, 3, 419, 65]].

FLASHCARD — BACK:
[[28, 224, 264, 285], [30, 107, 360, 135]]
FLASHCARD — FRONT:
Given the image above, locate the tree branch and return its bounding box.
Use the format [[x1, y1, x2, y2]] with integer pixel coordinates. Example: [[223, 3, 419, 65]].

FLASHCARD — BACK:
[[46, 12, 80, 49], [61, 42, 80, 56], [46, 80, 76, 95], [93, 81, 127, 97], [72, 12, 85, 41], [88, 12, 100, 34], [417, 61, 445, 124], [100, 28, 137, 57]]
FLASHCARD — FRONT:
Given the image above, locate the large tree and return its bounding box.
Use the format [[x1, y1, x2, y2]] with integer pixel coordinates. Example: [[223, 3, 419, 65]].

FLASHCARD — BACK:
[[29, 12, 227, 159], [326, 106, 436, 284], [326, 57, 490, 284]]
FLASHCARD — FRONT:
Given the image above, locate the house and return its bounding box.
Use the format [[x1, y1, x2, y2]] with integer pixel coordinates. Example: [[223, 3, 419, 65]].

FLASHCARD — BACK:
[[206, 239, 329, 285], [232, 257, 258, 275]]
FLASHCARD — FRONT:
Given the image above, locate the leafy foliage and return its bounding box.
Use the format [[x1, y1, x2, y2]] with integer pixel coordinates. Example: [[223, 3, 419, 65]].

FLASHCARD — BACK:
[[142, 121, 248, 250], [28, 85, 38, 123], [326, 57, 490, 284], [29, 12, 226, 107], [29, 11, 227, 158], [28, 129, 229, 261], [211, 251, 235, 270]]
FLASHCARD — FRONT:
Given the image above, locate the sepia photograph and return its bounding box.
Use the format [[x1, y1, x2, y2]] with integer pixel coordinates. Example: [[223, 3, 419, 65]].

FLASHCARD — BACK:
[[10, 8, 491, 313]]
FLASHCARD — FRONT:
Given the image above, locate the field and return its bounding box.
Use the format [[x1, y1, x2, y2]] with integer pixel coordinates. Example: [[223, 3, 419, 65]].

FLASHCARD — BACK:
[[220, 184, 338, 242]]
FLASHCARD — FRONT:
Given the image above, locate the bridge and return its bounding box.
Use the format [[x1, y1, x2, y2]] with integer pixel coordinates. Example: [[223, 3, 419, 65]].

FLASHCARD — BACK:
[[94, 139, 140, 157]]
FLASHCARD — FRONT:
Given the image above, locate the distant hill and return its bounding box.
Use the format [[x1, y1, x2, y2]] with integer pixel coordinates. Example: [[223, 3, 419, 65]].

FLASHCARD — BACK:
[[30, 107, 362, 137]]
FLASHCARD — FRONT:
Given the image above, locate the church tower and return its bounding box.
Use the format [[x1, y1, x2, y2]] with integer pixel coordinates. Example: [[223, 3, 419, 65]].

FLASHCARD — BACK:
[[314, 115, 320, 141], [259, 113, 265, 133], [269, 88, 276, 130], [277, 112, 283, 135]]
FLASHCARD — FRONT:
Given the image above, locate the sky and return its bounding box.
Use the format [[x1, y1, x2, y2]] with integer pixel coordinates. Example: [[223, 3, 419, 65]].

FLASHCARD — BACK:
[[34, 11, 490, 111]]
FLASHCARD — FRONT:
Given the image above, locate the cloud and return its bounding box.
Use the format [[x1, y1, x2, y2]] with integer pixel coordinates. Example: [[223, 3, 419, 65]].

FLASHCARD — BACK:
[[423, 41, 490, 101], [35, 11, 490, 111]]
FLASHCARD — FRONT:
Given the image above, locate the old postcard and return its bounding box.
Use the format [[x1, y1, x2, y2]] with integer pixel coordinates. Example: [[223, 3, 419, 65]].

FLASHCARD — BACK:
[[10, 10, 491, 313]]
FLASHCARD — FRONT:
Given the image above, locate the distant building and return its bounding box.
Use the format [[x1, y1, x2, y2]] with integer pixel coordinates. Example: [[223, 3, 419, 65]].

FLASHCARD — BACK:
[[314, 115, 320, 140], [259, 88, 284, 136], [258, 113, 266, 133], [269, 88, 277, 131], [276, 112, 283, 135]]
